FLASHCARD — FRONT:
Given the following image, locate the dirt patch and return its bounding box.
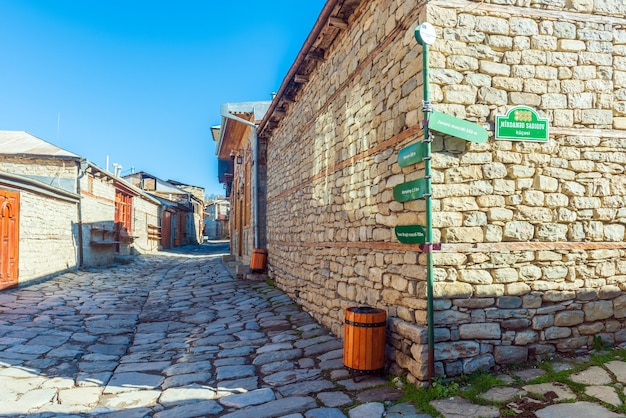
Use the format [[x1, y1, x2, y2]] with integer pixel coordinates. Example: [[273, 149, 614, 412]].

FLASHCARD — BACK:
[[506, 391, 559, 418]]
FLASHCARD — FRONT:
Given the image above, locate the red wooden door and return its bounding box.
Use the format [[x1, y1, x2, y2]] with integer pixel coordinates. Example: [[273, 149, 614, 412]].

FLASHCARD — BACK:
[[0, 190, 19, 290], [161, 211, 172, 249]]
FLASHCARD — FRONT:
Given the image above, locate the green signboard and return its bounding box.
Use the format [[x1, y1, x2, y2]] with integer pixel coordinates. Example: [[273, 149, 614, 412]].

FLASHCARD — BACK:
[[393, 178, 426, 202], [395, 224, 426, 244], [495, 106, 549, 142], [429, 112, 488, 143], [398, 142, 425, 168]]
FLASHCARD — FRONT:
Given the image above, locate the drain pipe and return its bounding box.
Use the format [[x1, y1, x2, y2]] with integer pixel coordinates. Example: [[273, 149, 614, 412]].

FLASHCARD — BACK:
[[415, 23, 437, 384], [220, 109, 261, 250]]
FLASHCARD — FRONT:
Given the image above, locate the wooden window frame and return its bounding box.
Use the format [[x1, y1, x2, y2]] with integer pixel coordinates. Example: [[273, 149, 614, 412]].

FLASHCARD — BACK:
[[114, 190, 133, 234]]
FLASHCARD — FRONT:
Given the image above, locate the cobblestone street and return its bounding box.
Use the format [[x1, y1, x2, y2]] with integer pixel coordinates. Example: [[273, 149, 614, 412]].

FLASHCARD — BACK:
[[4, 245, 626, 418], [0, 245, 401, 417]]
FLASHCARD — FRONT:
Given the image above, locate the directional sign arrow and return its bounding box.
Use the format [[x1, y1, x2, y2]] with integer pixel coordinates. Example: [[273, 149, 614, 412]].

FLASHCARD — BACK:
[[393, 178, 426, 202], [395, 224, 426, 244], [398, 142, 425, 168], [429, 112, 488, 143]]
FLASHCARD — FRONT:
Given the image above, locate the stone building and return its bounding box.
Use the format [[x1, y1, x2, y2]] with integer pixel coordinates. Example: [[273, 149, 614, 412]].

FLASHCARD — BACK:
[[214, 102, 270, 266], [124, 172, 204, 248], [80, 163, 161, 265], [256, 0, 626, 383], [204, 199, 230, 240], [0, 131, 163, 289], [0, 131, 81, 288]]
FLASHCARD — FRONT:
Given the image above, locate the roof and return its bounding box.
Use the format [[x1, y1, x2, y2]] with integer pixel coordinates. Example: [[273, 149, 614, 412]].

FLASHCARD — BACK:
[[215, 101, 272, 159], [0, 130, 81, 160], [258, 0, 361, 139]]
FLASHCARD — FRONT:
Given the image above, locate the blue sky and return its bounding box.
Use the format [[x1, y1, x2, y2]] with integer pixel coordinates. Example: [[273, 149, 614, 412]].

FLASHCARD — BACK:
[[0, 1, 326, 196]]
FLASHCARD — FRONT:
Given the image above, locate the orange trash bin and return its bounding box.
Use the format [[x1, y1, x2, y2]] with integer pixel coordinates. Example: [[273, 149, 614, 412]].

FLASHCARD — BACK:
[[250, 248, 267, 272], [343, 306, 386, 381]]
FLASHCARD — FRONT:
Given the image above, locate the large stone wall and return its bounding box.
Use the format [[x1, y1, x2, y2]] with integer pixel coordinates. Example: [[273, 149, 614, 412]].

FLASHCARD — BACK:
[[17, 190, 79, 283], [264, 0, 626, 383]]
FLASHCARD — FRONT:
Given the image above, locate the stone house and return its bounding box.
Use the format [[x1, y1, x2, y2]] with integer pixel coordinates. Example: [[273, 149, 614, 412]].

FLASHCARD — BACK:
[[204, 199, 230, 240], [255, 0, 626, 383], [124, 172, 204, 248], [80, 162, 161, 265], [214, 101, 270, 266], [0, 131, 163, 289], [0, 131, 82, 288]]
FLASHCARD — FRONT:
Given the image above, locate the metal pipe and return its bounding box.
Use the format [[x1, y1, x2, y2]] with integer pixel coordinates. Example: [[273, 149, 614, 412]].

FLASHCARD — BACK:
[[220, 111, 261, 250]]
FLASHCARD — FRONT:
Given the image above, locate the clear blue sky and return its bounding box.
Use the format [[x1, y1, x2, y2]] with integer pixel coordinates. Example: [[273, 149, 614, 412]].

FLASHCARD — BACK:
[[0, 1, 326, 196]]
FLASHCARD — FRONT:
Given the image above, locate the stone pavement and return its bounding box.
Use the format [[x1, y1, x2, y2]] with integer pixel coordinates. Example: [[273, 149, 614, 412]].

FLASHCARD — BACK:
[[0, 245, 625, 417]]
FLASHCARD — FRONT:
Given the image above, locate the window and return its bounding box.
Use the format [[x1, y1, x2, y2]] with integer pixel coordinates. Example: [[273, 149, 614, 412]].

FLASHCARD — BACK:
[[115, 190, 133, 233]]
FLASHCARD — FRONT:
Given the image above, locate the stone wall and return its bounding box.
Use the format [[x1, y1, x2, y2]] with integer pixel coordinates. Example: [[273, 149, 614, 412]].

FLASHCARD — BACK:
[[80, 172, 117, 265], [132, 195, 161, 254], [264, 0, 626, 383], [17, 190, 79, 283]]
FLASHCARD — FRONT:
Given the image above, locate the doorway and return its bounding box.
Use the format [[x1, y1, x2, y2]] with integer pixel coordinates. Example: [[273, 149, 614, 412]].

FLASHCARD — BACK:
[[0, 190, 19, 290]]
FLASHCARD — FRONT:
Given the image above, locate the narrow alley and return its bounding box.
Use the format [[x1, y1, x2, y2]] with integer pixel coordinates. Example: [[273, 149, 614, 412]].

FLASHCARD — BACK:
[[0, 244, 402, 417]]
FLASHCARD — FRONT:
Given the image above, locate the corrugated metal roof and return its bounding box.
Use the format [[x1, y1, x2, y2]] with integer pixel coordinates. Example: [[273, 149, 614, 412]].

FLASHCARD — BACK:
[[0, 130, 81, 159]]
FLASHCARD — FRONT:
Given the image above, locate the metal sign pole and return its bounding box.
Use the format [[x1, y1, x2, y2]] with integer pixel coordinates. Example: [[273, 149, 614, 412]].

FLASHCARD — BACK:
[[415, 22, 436, 384]]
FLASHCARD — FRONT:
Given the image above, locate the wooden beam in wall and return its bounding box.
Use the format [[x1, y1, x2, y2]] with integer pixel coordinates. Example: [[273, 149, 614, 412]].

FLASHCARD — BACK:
[[328, 16, 348, 29], [294, 74, 309, 83]]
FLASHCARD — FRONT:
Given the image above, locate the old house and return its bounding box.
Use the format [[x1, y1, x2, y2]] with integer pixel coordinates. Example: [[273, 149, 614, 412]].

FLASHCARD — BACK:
[[256, 0, 626, 383], [214, 101, 270, 266], [0, 131, 82, 288], [124, 172, 204, 248], [204, 198, 230, 240], [80, 162, 161, 265], [0, 131, 165, 289]]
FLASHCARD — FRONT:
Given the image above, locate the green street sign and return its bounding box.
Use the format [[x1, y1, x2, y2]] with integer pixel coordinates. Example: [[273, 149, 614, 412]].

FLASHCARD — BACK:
[[398, 142, 425, 168], [395, 224, 426, 244], [495, 106, 549, 142], [429, 112, 488, 143], [393, 178, 426, 202]]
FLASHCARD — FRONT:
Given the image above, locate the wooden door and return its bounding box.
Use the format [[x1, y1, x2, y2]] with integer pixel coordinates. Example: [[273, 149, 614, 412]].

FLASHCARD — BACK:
[[0, 190, 19, 290], [161, 211, 172, 249]]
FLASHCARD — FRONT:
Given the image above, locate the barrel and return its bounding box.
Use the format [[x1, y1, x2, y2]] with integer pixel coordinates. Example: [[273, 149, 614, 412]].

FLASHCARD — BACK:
[[343, 306, 386, 377], [250, 248, 268, 272]]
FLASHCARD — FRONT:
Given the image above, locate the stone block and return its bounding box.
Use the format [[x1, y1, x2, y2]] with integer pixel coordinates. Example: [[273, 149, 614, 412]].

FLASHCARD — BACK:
[[459, 270, 493, 284], [532, 315, 554, 330], [463, 354, 495, 374], [459, 323, 501, 340], [545, 326, 573, 340], [506, 283, 532, 296], [435, 341, 480, 361], [502, 319, 531, 330], [583, 300, 613, 321], [503, 221, 534, 241], [497, 296, 523, 309], [494, 345, 528, 365], [515, 330, 538, 345]]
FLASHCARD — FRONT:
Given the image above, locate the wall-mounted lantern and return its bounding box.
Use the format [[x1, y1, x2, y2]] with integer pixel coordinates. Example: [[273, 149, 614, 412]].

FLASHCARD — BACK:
[[230, 149, 244, 164]]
